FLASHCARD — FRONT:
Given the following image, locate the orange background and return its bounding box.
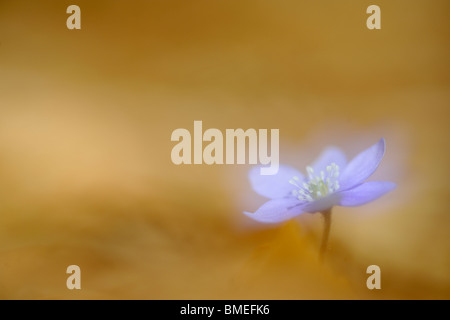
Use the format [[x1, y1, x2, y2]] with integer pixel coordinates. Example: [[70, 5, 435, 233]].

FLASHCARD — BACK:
[[0, 0, 449, 299]]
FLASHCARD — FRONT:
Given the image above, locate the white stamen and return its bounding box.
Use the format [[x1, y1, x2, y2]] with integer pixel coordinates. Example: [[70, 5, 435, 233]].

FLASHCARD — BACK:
[[306, 166, 315, 179], [289, 162, 341, 202]]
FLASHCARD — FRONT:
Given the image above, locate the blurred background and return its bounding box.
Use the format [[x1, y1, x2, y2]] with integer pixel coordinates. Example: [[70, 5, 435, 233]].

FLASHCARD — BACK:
[[0, 0, 449, 299]]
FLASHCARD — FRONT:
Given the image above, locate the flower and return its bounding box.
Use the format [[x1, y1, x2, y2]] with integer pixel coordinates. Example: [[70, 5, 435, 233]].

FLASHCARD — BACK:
[[244, 138, 396, 223]]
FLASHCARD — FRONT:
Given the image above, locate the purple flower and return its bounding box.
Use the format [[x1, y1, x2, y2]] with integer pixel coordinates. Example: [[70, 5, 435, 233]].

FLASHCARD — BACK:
[[244, 138, 396, 223]]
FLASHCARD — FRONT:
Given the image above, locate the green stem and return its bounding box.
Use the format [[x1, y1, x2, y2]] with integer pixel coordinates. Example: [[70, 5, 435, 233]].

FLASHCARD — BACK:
[[319, 209, 332, 262]]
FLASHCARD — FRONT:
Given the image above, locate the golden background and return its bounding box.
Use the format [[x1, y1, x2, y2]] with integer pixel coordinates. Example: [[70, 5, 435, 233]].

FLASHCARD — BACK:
[[0, 0, 449, 299]]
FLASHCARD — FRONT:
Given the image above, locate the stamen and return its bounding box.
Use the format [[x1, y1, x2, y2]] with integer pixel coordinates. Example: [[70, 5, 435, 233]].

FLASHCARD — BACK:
[[289, 179, 300, 188], [289, 162, 341, 202], [306, 166, 315, 179]]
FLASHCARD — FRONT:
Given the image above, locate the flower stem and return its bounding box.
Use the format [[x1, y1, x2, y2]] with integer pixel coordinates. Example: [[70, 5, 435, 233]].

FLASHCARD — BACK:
[[319, 209, 332, 262]]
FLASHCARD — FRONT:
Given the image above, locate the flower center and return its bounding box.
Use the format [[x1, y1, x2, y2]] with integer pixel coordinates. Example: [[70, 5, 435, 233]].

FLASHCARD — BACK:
[[289, 163, 340, 202]]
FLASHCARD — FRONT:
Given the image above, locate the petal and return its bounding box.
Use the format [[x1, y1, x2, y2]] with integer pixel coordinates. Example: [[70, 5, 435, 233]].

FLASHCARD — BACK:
[[302, 193, 341, 213], [244, 198, 306, 223], [339, 138, 385, 190], [248, 165, 305, 199], [310, 146, 347, 174], [337, 181, 396, 207]]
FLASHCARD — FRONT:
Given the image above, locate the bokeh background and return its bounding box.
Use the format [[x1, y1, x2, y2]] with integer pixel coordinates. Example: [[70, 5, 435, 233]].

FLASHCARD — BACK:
[[0, 0, 449, 299]]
